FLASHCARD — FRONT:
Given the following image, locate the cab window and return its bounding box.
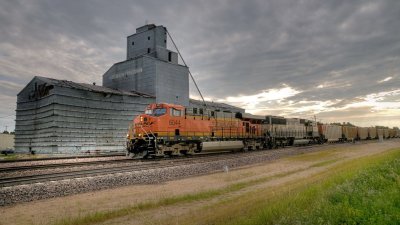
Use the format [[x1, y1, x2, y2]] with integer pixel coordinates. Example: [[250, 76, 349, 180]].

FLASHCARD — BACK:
[[145, 109, 153, 115], [170, 108, 182, 117], [153, 108, 166, 117]]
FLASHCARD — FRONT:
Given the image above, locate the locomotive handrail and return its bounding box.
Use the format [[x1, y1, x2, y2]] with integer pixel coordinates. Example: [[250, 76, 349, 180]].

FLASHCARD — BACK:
[[139, 125, 159, 150]]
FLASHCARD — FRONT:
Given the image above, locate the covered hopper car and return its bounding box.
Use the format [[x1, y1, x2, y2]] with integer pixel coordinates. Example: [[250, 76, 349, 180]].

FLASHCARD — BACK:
[[357, 127, 369, 140], [342, 126, 357, 141], [318, 124, 342, 142]]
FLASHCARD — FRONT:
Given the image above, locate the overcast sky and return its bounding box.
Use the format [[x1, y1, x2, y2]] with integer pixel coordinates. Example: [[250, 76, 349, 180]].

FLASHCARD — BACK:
[[1, 0, 399, 131]]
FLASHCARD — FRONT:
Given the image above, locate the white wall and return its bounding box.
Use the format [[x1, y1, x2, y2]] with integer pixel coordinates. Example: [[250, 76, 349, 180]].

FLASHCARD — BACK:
[[0, 134, 14, 150]]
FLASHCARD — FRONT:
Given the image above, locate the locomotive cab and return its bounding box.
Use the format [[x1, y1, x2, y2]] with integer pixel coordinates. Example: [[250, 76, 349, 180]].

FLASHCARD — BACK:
[[127, 103, 186, 158]]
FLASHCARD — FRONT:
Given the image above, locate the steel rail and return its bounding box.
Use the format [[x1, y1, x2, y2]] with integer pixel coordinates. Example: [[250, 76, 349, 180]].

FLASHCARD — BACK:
[[0, 158, 134, 173], [0, 154, 125, 164]]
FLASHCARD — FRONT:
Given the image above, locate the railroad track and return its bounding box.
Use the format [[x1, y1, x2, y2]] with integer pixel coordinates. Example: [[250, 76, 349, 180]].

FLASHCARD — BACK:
[[0, 142, 353, 188], [0, 158, 134, 173], [0, 151, 233, 173], [0, 153, 126, 163], [0, 142, 345, 174], [0, 149, 292, 187]]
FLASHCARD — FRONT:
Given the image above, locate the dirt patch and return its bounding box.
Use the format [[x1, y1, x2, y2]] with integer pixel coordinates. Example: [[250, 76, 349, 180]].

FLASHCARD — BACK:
[[0, 140, 399, 225]]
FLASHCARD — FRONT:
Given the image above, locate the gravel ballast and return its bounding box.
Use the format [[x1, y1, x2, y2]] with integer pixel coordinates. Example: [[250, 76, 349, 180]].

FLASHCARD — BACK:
[[0, 144, 351, 206]]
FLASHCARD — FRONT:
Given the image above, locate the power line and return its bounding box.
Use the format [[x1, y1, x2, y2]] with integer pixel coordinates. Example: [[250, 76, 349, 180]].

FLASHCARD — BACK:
[[166, 29, 207, 108]]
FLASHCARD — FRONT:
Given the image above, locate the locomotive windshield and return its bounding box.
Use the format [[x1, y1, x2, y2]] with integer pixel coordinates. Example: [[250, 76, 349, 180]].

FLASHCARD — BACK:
[[153, 108, 167, 116], [145, 108, 167, 117]]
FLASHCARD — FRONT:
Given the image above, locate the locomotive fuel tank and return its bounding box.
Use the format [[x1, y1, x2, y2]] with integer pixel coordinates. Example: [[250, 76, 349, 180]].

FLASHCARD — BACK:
[[201, 141, 244, 152]]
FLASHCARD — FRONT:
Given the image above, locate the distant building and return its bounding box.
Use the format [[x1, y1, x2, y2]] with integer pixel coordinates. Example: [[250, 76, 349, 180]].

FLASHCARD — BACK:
[[15, 76, 154, 154], [14, 24, 243, 154], [103, 24, 189, 106], [0, 133, 14, 151]]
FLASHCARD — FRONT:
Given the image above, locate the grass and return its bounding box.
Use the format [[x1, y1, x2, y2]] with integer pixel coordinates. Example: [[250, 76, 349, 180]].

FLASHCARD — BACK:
[[53, 166, 315, 225], [0, 153, 45, 160], [286, 147, 338, 161], [53, 147, 400, 225], [310, 158, 342, 167], [0, 154, 19, 160], [172, 148, 400, 225]]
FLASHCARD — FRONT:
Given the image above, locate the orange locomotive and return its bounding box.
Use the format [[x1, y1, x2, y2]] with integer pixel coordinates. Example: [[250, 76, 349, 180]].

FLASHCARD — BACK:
[[126, 103, 264, 158]]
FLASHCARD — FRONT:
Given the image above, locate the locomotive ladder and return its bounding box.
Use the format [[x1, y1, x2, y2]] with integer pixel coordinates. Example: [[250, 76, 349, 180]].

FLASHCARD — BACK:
[[139, 126, 156, 141]]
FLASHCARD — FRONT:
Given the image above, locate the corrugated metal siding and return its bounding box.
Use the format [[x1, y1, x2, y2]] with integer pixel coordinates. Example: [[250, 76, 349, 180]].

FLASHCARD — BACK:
[[103, 56, 189, 106], [155, 58, 189, 106], [15, 77, 154, 154]]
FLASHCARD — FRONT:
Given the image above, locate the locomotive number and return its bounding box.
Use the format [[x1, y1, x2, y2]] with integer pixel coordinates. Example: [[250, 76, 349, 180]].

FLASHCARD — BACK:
[[169, 120, 181, 126]]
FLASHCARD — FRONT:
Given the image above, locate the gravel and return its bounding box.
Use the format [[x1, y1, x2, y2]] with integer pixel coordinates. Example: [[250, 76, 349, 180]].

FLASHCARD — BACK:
[[0, 156, 127, 169], [0, 144, 347, 206]]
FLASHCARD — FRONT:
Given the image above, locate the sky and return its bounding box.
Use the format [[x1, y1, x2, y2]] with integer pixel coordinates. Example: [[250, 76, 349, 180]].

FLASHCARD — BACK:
[[0, 0, 399, 131]]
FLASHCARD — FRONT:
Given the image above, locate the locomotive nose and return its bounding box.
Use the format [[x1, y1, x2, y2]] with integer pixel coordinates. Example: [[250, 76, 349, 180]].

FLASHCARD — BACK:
[[135, 114, 157, 130], [140, 115, 152, 124]]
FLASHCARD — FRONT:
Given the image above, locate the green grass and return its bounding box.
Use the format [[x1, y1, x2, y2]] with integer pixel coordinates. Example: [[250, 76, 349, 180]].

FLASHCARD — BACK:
[[0, 154, 18, 160], [217, 148, 400, 225]]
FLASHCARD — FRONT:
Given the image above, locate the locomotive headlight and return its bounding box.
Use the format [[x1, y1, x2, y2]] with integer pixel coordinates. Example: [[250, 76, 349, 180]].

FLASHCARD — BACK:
[[140, 116, 143, 122]]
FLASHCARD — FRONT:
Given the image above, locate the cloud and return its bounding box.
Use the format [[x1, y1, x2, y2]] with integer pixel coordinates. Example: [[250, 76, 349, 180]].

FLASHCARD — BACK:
[[378, 76, 392, 83], [1, 0, 400, 130], [217, 85, 301, 109]]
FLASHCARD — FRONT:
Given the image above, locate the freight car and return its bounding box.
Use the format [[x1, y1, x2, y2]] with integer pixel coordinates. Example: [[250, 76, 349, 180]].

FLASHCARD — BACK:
[[342, 126, 358, 141], [383, 128, 389, 139], [368, 127, 377, 139], [394, 127, 400, 138], [377, 128, 384, 140], [357, 127, 369, 140], [318, 124, 342, 142]]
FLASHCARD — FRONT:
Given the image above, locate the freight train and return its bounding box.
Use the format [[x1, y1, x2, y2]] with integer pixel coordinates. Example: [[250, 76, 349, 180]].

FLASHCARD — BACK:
[[126, 103, 400, 158]]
